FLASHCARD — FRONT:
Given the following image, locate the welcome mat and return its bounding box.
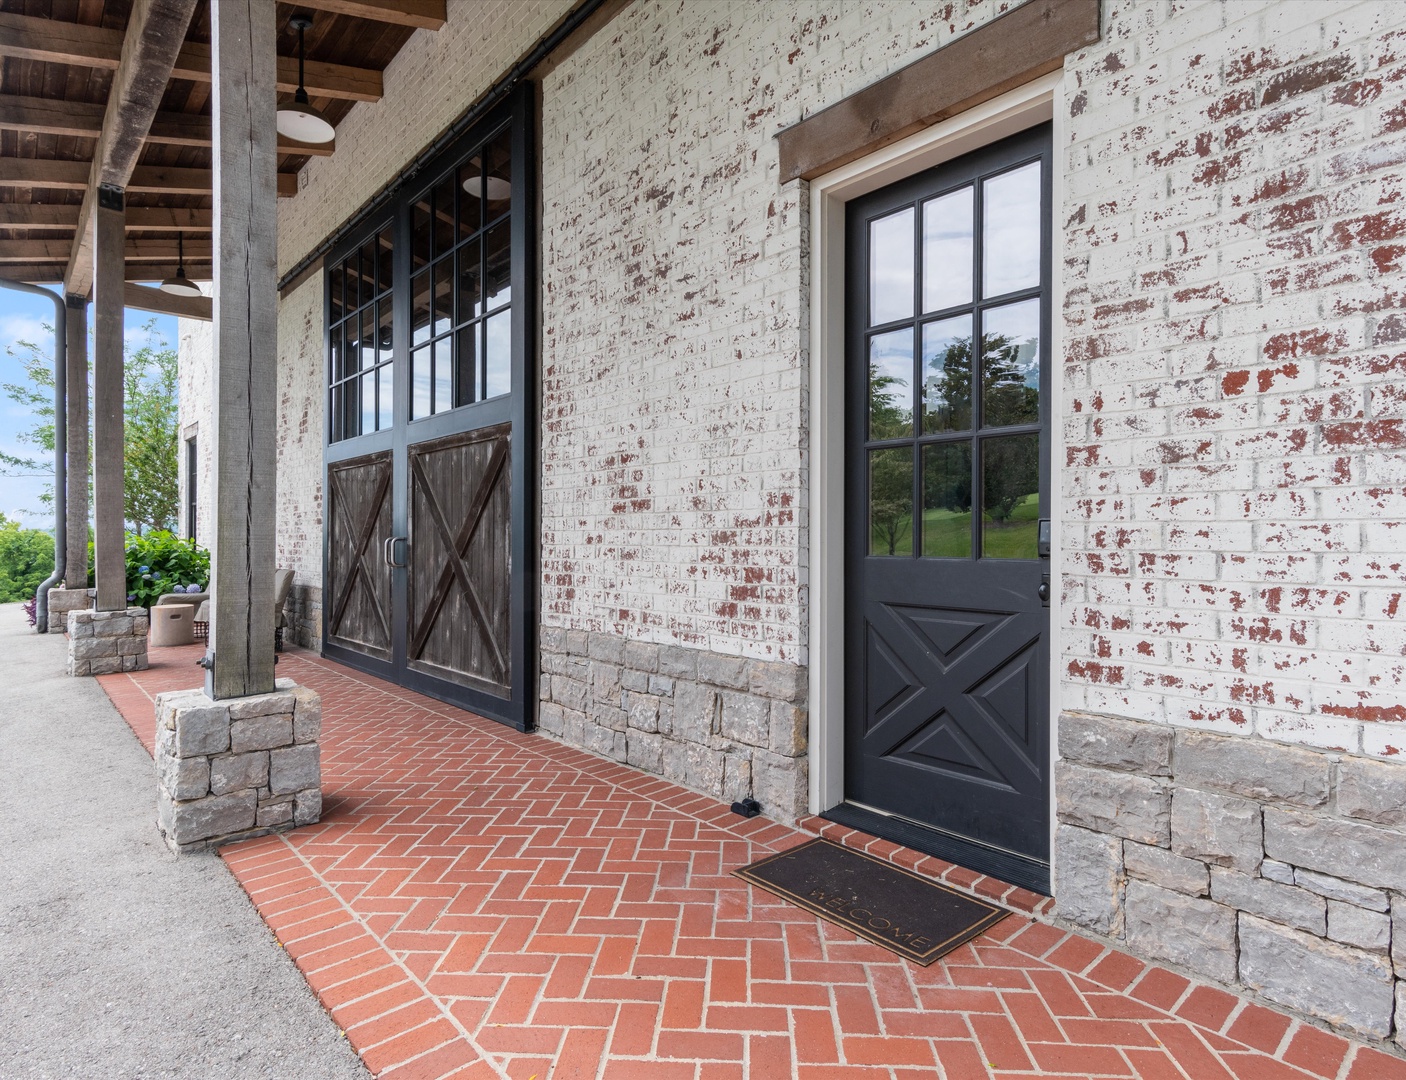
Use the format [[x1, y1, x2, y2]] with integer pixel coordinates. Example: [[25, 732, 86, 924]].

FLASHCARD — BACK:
[[733, 837, 1008, 965]]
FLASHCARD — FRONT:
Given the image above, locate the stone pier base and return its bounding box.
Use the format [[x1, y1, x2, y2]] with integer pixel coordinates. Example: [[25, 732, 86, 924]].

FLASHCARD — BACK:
[[67, 607, 148, 675], [154, 678, 322, 854], [46, 587, 93, 631]]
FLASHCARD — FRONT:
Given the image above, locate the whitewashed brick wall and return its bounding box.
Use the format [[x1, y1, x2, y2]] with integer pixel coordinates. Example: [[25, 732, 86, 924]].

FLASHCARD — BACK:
[[275, 278, 324, 585], [1061, 0, 1406, 758], [539, 0, 1021, 662], [176, 315, 213, 546]]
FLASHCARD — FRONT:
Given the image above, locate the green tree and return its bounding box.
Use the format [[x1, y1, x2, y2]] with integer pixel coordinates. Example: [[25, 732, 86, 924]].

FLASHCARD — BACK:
[[867, 362, 912, 555], [0, 513, 55, 602], [1, 320, 179, 533]]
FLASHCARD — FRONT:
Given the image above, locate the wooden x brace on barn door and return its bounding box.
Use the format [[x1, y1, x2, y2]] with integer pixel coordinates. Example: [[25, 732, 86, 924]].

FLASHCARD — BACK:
[[407, 434, 509, 681], [328, 459, 393, 644]]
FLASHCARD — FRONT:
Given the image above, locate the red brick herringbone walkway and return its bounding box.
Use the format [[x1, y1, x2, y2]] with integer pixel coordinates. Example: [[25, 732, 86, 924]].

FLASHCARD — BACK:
[[98, 645, 1405, 1080]]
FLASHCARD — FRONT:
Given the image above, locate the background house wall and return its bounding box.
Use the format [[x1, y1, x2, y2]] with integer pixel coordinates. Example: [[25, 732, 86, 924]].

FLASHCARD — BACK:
[[171, 0, 1406, 1043]]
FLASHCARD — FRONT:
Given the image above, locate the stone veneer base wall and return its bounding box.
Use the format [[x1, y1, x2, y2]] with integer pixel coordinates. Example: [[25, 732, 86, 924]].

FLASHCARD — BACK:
[[284, 584, 322, 651], [67, 607, 149, 675], [1055, 710, 1406, 1044], [538, 627, 808, 822]]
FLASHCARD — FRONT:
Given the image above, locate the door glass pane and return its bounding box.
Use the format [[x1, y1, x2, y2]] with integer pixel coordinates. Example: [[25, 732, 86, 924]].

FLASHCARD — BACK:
[[485, 310, 511, 399], [377, 367, 394, 431], [981, 299, 1040, 428], [922, 186, 973, 312], [360, 307, 375, 370], [922, 442, 972, 558], [457, 239, 481, 324], [921, 315, 972, 433], [376, 225, 394, 293], [410, 268, 432, 347], [433, 338, 452, 415], [982, 161, 1041, 298], [360, 372, 376, 434], [412, 346, 431, 420], [456, 157, 484, 239], [455, 323, 478, 407], [377, 300, 393, 366], [359, 241, 377, 306], [329, 384, 342, 442], [412, 197, 432, 269], [433, 174, 456, 257], [869, 208, 913, 326], [342, 372, 360, 438], [482, 126, 513, 218], [982, 433, 1039, 558], [485, 221, 511, 311], [868, 329, 913, 440], [329, 324, 343, 384], [869, 448, 913, 557], [342, 320, 360, 380], [328, 263, 343, 324], [433, 257, 454, 336]]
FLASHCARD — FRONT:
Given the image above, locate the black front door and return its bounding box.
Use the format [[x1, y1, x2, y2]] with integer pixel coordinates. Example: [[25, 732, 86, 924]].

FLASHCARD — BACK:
[[322, 89, 535, 731], [841, 124, 1052, 893]]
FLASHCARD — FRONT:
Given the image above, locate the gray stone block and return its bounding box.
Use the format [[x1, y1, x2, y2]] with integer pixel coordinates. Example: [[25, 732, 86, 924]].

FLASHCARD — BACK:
[[625, 691, 660, 732], [1054, 761, 1170, 844], [719, 691, 768, 748], [157, 749, 210, 801], [587, 633, 625, 664], [209, 751, 270, 796], [537, 701, 566, 737], [116, 636, 147, 657], [625, 730, 664, 773], [1239, 914, 1394, 1039], [173, 702, 231, 757], [620, 668, 650, 693], [1209, 868, 1325, 935], [539, 626, 566, 652], [769, 702, 807, 757], [291, 687, 321, 744], [721, 752, 753, 803], [1058, 711, 1173, 775], [257, 802, 294, 828], [590, 661, 621, 703], [225, 690, 295, 721], [554, 675, 588, 712], [586, 700, 627, 732], [161, 790, 257, 846], [67, 612, 93, 638], [66, 659, 90, 676], [647, 674, 675, 697], [71, 637, 117, 660], [1327, 901, 1390, 952], [269, 745, 319, 796], [697, 652, 748, 690], [1123, 841, 1208, 896], [672, 683, 717, 744], [1338, 756, 1406, 827], [1265, 808, 1406, 892], [293, 788, 322, 826], [748, 660, 807, 704], [229, 715, 293, 754], [1053, 825, 1124, 935], [582, 722, 625, 761], [93, 615, 134, 637], [1171, 788, 1262, 873], [1261, 859, 1295, 884], [623, 640, 659, 673], [1125, 880, 1237, 983], [658, 645, 697, 680], [1295, 868, 1390, 911], [1175, 730, 1330, 808], [753, 748, 806, 822], [88, 655, 123, 675], [564, 629, 589, 656], [1398, 982, 1406, 1053]]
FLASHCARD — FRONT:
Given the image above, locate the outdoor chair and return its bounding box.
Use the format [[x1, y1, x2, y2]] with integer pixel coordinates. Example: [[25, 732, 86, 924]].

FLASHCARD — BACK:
[[154, 567, 295, 651]]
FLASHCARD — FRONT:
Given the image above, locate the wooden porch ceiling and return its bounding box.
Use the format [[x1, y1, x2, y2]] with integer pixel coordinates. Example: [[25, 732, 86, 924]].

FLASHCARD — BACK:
[[0, 0, 444, 292]]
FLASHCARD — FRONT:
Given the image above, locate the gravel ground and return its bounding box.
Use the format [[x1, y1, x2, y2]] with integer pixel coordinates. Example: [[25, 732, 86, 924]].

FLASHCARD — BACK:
[[0, 605, 372, 1080]]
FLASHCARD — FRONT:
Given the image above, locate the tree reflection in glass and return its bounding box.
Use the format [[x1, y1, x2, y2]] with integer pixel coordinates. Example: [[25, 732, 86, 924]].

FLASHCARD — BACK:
[[868, 330, 913, 440], [981, 299, 1040, 428]]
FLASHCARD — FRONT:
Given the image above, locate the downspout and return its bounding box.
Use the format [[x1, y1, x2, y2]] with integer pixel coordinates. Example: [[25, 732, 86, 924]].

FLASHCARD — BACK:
[[0, 279, 66, 633]]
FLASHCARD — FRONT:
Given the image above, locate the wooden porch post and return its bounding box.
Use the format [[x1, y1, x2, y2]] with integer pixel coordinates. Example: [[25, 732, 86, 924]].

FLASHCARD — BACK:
[[205, 0, 277, 699], [64, 293, 89, 589], [91, 186, 125, 612]]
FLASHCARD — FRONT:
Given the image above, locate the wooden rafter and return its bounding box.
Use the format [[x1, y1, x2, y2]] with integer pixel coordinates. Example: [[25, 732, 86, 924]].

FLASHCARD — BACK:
[[0, 12, 384, 102], [0, 237, 214, 263], [1, 261, 213, 284], [125, 281, 211, 321], [0, 160, 296, 196], [0, 94, 334, 156], [0, 204, 213, 232], [292, 0, 447, 31]]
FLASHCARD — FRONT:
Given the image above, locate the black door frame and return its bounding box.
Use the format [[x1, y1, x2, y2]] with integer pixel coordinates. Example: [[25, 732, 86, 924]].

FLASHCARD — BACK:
[[321, 86, 537, 733], [831, 122, 1053, 895]]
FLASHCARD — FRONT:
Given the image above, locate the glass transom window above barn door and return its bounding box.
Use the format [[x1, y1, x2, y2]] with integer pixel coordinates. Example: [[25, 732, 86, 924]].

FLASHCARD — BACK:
[[864, 155, 1046, 562]]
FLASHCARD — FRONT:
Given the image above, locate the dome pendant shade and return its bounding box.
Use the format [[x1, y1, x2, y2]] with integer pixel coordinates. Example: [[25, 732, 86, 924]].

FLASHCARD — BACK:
[[276, 89, 336, 144], [160, 232, 203, 297], [462, 174, 512, 201], [275, 15, 335, 145]]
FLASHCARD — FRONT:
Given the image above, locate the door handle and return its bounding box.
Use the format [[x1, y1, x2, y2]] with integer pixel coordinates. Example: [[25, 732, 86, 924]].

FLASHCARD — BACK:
[[1038, 575, 1050, 604], [383, 536, 408, 568]]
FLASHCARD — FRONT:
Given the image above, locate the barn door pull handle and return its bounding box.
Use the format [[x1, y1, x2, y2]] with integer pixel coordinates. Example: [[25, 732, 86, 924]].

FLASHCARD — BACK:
[[383, 536, 408, 568]]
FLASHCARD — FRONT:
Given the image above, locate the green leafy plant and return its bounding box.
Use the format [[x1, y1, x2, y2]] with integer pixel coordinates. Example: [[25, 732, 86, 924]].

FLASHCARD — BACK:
[[124, 531, 209, 608], [0, 514, 55, 603]]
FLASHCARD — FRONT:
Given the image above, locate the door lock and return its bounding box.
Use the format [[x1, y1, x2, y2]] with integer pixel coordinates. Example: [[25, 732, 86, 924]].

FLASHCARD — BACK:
[[1038, 574, 1050, 604], [383, 536, 409, 568]]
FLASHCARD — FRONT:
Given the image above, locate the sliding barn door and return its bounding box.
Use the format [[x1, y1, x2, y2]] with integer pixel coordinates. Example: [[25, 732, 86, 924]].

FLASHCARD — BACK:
[[325, 452, 394, 663]]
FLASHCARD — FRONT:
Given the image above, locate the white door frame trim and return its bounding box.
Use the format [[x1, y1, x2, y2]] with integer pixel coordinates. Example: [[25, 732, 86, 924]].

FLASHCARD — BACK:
[[806, 70, 1066, 821]]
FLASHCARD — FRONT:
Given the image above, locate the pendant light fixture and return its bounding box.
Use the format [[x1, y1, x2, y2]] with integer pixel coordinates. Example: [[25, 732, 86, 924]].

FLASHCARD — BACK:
[[461, 156, 511, 201], [159, 233, 202, 297], [275, 15, 335, 145]]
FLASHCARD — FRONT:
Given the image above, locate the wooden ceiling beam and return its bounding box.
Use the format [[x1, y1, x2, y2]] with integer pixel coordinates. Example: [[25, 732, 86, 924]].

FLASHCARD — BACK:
[[291, 0, 447, 31], [0, 159, 298, 197], [0, 261, 212, 283], [0, 94, 334, 156], [1, 237, 213, 263], [0, 205, 215, 232], [125, 281, 212, 321], [0, 203, 82, 229], [64, 0, 201, 298]]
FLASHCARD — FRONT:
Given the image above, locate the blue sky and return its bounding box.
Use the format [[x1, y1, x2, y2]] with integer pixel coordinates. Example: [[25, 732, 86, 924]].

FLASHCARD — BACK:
[[0, 283, 177, 526]]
